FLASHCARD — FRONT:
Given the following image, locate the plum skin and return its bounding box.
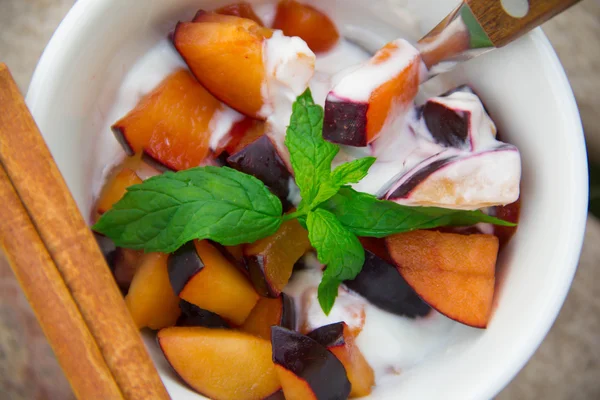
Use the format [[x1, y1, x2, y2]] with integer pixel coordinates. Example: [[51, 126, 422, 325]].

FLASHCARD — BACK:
[[344, 250, 431, 318], [323, 99, 369, 147]]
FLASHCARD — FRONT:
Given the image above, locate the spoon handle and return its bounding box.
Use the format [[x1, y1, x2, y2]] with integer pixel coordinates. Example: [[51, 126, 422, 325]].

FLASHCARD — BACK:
[[467, 0, 582, 47]]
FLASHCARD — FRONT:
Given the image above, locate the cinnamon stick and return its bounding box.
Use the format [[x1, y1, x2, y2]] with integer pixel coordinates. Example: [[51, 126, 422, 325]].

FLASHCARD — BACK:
[[0, 166, 124, 400], [0, 64, 170, 399]]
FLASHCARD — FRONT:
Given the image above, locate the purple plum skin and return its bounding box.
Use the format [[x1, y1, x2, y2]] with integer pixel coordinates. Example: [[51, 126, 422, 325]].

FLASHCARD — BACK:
[[345, 250, 431, 318], [167, 241, 204, 296], [176, 300, 230, 329], [271, 326, 351, 400], [323, 99, 369, 147], [226, 135, 291, 201]]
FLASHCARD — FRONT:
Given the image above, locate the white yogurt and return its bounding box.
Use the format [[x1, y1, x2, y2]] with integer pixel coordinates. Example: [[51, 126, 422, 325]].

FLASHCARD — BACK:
[[285, 268, 455, 382]]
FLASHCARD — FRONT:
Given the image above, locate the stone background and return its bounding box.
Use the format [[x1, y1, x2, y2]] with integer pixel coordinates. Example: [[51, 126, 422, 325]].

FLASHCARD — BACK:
[[0, 0, 598, 399]]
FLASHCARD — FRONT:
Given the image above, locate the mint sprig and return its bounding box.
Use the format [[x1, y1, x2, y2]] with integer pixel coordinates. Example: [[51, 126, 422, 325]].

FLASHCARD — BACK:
[[94, 88, 516, 315], [93, 167, 283, 252]]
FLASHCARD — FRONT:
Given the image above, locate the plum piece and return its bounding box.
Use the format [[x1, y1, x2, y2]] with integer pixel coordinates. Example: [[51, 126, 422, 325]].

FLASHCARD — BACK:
[[96, 168, 142, 214], [245, 219, 312, 297], [345, 250, 431, 318], [308, 322, 375, 398], [414, 86, 497, 151], [271, 326, 351, 400], [385, 146, 521, 209], [94, 233, 118, 268], [240, 294, 295, 340], [273, 0, 340, 53], [210, 241, 248, 276], [168, 240, 259, 325], [213, 117, 264, 158], [173, 15, 273, 119], [125, 253, 181, 330], [112, 248, 144, 294], [386, 230, 499, 328], [214, 3, 264, 25], [176, 300, 230, 329], [493, 198, 521, 247], [226, 134, 291, 201], [112, 70, 222, 171], [158, 327, 281, 400], [323, 39, 423, 146]]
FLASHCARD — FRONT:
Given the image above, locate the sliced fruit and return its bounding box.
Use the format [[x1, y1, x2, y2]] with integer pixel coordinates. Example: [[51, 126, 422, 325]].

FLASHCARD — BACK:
[[272, 0, 340, 53], [299, 286, 366, 337], [214, 117, 265, 158], [308, 322, 375, 398], [173, 16, 272, 119], [168, 240, 259, 325], [323, 39, 423, 146], [345, 250, 431, 318], [125, 253, 181, 330], [385, 230, 499, 328], [176, 300, 230, 329], [245, 219, 311, 297], [240, 294, 295, 340], [416, 85, 497, 151], [271, 326, 351, 400], [493, 198, 521, 247], [158, 327, 281, 400], [94, 232, 118, 268], [112, 248, 144, 293], [384, 146, 521, 209], [96, 168, 142, 214], [215, 2, 264, 25], [111, 69, 221, 171], [227, 134, 291, 201]]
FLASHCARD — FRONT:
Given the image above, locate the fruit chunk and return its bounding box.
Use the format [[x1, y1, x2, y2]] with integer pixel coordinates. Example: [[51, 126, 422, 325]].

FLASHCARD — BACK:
[[125, 253, 181, 330], [386, 230, 499, 328], [271, 326, 351, 400], [173, 16, 272, 119], [214, 117, 265, 158], [158, 327, 281, 400], [323, 39, 423, 146], [240, 294, 295, 340], [272, 0, 340, 53], [227, 134, 291, 201], [384, 146, 521, 209], [215, 2, 264, 25], [168, 240, 259, 325], [345, 250, 431, 318], [245, 219, 311, 297], [299, 285, 366, 337], [112, 248, 144, 293], [112, 69, 221, 171], [96, 168, 142, 214], [176, 300, 230, 329], [494, 198, 521, 247], [308, 322, 375, 398], [416, 85, 497, 151]]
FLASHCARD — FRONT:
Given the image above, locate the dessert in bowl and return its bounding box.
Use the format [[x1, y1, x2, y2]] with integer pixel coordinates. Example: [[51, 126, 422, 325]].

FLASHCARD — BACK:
[[26, 0, 588, 399]]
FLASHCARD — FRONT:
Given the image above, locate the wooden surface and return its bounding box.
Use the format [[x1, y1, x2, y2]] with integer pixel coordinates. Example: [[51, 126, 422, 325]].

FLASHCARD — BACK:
[[0, 165, 124, 400], [466, 0, 582, 47], [0, 64, 170, 400]]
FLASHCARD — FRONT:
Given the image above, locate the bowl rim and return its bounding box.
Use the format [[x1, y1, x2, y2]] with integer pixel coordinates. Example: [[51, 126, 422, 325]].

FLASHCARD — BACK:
[[25, 0, 589, 399]]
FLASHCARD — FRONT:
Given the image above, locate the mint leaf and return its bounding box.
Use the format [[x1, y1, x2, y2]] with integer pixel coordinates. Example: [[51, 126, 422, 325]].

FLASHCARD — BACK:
[[320, 187, 515, 238], [285, 89, 339, 210], [307, 208, 365, 314], [317, 276, 342, 317], [332, 157, 376, 186], [93, 167, 283, 252]]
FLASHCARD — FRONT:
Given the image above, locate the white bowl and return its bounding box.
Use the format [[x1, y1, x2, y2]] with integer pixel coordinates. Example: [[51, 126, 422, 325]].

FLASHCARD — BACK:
[[26, 0, 589, 399]]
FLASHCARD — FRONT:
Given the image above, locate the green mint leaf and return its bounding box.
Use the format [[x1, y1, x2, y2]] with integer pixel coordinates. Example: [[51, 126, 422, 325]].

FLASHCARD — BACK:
[[320, 186, 516, 238], [332, 157, 376, 186], [307, 209, 365, 314], [285, 89, 339, 209], [317, 276, 342, 316], [93, 166, 283, 252]]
